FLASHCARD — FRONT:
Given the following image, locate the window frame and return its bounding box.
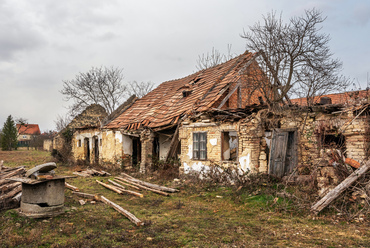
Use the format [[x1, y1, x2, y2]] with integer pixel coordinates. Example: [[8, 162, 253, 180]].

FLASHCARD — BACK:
[[193, 132, 207, 160]]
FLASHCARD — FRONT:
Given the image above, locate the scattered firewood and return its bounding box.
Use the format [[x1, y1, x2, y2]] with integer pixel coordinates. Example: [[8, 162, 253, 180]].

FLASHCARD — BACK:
[[311, 160, 370, 214], [74, 169, 111, 177], [116, 177, 169, 196], [72, 172, 91, 177], [0, 185, 22, 201], [108, 179, 125, 190], [114, 178, 141, 190], [0, 167, 26, 180], [108, 179, 143, 198], [100, 195, 143, 226], [120, 172, 179, 193], [79, 199, 86, 205], [96, 180, 123, 194], [65, 182, 79, 191], [72, 191, 100, 200], [0, 182, 21, 193]]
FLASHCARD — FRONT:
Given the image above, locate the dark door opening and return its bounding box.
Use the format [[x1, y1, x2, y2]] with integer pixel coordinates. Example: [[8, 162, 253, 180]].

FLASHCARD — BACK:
[[132, 138, 141, 167], [94, 137, 99, 164], [153, 137, 160, 161], [84, 138, 90, 163], [269, 130, 297, 177]]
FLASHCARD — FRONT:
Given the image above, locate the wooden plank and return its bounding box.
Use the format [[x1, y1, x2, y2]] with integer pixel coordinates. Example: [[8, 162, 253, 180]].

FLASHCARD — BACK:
[[100, 196, 143, 226], [96, 180, 123, 194], [65, 182, 79, 191], [119, 173, 178, 193], [218, 82, 241, 109], [116, 177, 170, 196], [311, 160, 370, 214], [72, 191, 99, 200], [114, 178, 141, 190]]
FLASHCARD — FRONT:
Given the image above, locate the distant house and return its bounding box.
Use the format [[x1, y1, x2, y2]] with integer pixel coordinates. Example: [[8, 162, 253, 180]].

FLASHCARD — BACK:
[[16, 124, 41, 147]]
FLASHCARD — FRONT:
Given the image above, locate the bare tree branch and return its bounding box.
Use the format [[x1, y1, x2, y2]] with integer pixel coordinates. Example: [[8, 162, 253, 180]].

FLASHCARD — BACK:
[[241, 9, 350, 106], [196, 44, 235, 70], [126, 81, 154, 98]]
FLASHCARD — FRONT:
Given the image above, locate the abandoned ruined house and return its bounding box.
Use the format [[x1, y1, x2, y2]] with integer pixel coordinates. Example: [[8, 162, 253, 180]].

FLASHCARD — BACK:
[[17, 124, 41, 147], [51, 104, 108, 163], [180, 89, 370, 181], [102, 51, 268, 172]]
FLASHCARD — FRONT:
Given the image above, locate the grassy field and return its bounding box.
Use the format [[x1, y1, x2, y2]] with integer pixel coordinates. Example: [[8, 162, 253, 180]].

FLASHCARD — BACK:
[[0, 149, 369, 247]]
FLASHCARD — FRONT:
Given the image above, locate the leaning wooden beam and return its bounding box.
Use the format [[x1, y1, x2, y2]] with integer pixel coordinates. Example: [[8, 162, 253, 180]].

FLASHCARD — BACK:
[[311, 160, 370, 214], [96, 180, 123, 194], [65, 182, 79, 191], [108, 180, 143, 198], [0, 185, 22, 201], [100, 195, 143, 226], [218, 82, 241, 109], [117, 177, 169, 196], [113, 178, 141, 190], [120, 173, 179, 193]]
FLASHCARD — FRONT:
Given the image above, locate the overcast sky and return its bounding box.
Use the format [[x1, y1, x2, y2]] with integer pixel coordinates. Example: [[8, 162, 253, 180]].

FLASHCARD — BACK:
[[1, 0, 369, 131]]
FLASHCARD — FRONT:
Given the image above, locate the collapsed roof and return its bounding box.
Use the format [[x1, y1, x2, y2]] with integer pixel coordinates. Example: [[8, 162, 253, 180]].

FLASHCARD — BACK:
[[105, 51, 263, 131]]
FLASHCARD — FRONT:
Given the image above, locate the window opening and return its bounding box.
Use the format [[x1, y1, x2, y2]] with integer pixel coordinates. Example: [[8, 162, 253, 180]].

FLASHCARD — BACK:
[[221, 131, 238, 161], [193, 132, 207, 160]]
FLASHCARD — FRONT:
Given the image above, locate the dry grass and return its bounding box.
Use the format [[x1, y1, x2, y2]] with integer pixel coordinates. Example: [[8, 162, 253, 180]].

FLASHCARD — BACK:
[[0, 150, 369, 247]]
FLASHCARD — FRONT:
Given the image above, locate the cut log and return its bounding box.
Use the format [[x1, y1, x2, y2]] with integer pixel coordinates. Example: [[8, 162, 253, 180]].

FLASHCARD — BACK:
[[96, 180, 123, 194], [0, 160, 3, 172], [114, 178, 141, 190], [0, 182, 21, 193], [65, 182, 79, 191], [108, 179, 143, 198], [0, 185, 22, 201], [0, 166, 24, 173], [73, 172, 91, 177], [101, 170, 111, 176], [100, 195, 143, 226], [108, 179, 125, 189], [120, 173, 179, 193], [116, 177, 169, 196], [0, 167, 25, 179], [311, 160, 370, 214], [72, 191, 99, 200], [12, 192, 22, 202]]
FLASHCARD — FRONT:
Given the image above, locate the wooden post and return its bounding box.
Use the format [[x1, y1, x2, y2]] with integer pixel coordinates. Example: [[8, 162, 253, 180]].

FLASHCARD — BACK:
[[311, 160, 370, 214]]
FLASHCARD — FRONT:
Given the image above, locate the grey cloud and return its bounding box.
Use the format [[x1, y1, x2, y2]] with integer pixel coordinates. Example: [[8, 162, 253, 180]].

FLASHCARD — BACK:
[[353, 3, 370, 26]]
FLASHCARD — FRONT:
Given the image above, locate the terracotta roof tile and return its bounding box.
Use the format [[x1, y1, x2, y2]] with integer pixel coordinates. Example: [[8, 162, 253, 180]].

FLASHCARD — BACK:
[[105, 51, 262, 130], [16, 124, 41, 135]]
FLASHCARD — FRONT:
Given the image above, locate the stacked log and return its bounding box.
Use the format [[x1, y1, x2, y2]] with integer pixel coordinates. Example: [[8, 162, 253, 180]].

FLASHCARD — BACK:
[[0, 164, 26, 210]]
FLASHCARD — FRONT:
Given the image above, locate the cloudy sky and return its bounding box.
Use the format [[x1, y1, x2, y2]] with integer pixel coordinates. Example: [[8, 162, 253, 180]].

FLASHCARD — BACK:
[[1, 0, 369, 131]]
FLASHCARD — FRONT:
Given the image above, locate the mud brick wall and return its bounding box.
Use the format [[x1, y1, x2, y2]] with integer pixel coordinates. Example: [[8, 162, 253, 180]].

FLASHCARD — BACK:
[[100, 129, 123, 169], [140, 130, 154, 173], [179, 120, 239, 174]]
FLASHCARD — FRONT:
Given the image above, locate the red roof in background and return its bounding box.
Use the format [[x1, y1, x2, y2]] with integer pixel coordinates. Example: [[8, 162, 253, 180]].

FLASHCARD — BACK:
[[16, 124, 41, 135], [291, 90, 370, 106], [105, 51, 261, 130]]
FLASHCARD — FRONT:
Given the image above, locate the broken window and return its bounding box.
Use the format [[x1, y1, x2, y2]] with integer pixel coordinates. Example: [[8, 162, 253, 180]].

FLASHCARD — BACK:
[[321, 133, 345, 154], [193, 132, 207, 160], [221, 131, 238, 161]]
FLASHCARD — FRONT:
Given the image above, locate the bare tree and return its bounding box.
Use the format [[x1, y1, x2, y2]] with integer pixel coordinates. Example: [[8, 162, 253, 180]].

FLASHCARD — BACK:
[[15, 117, 28, 125], [126, 81, 154, 98], [61, 66, 126, 116], [241, 9, 350, 107], [54, 114, 72, 132], [196, 44, 235, 71]]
